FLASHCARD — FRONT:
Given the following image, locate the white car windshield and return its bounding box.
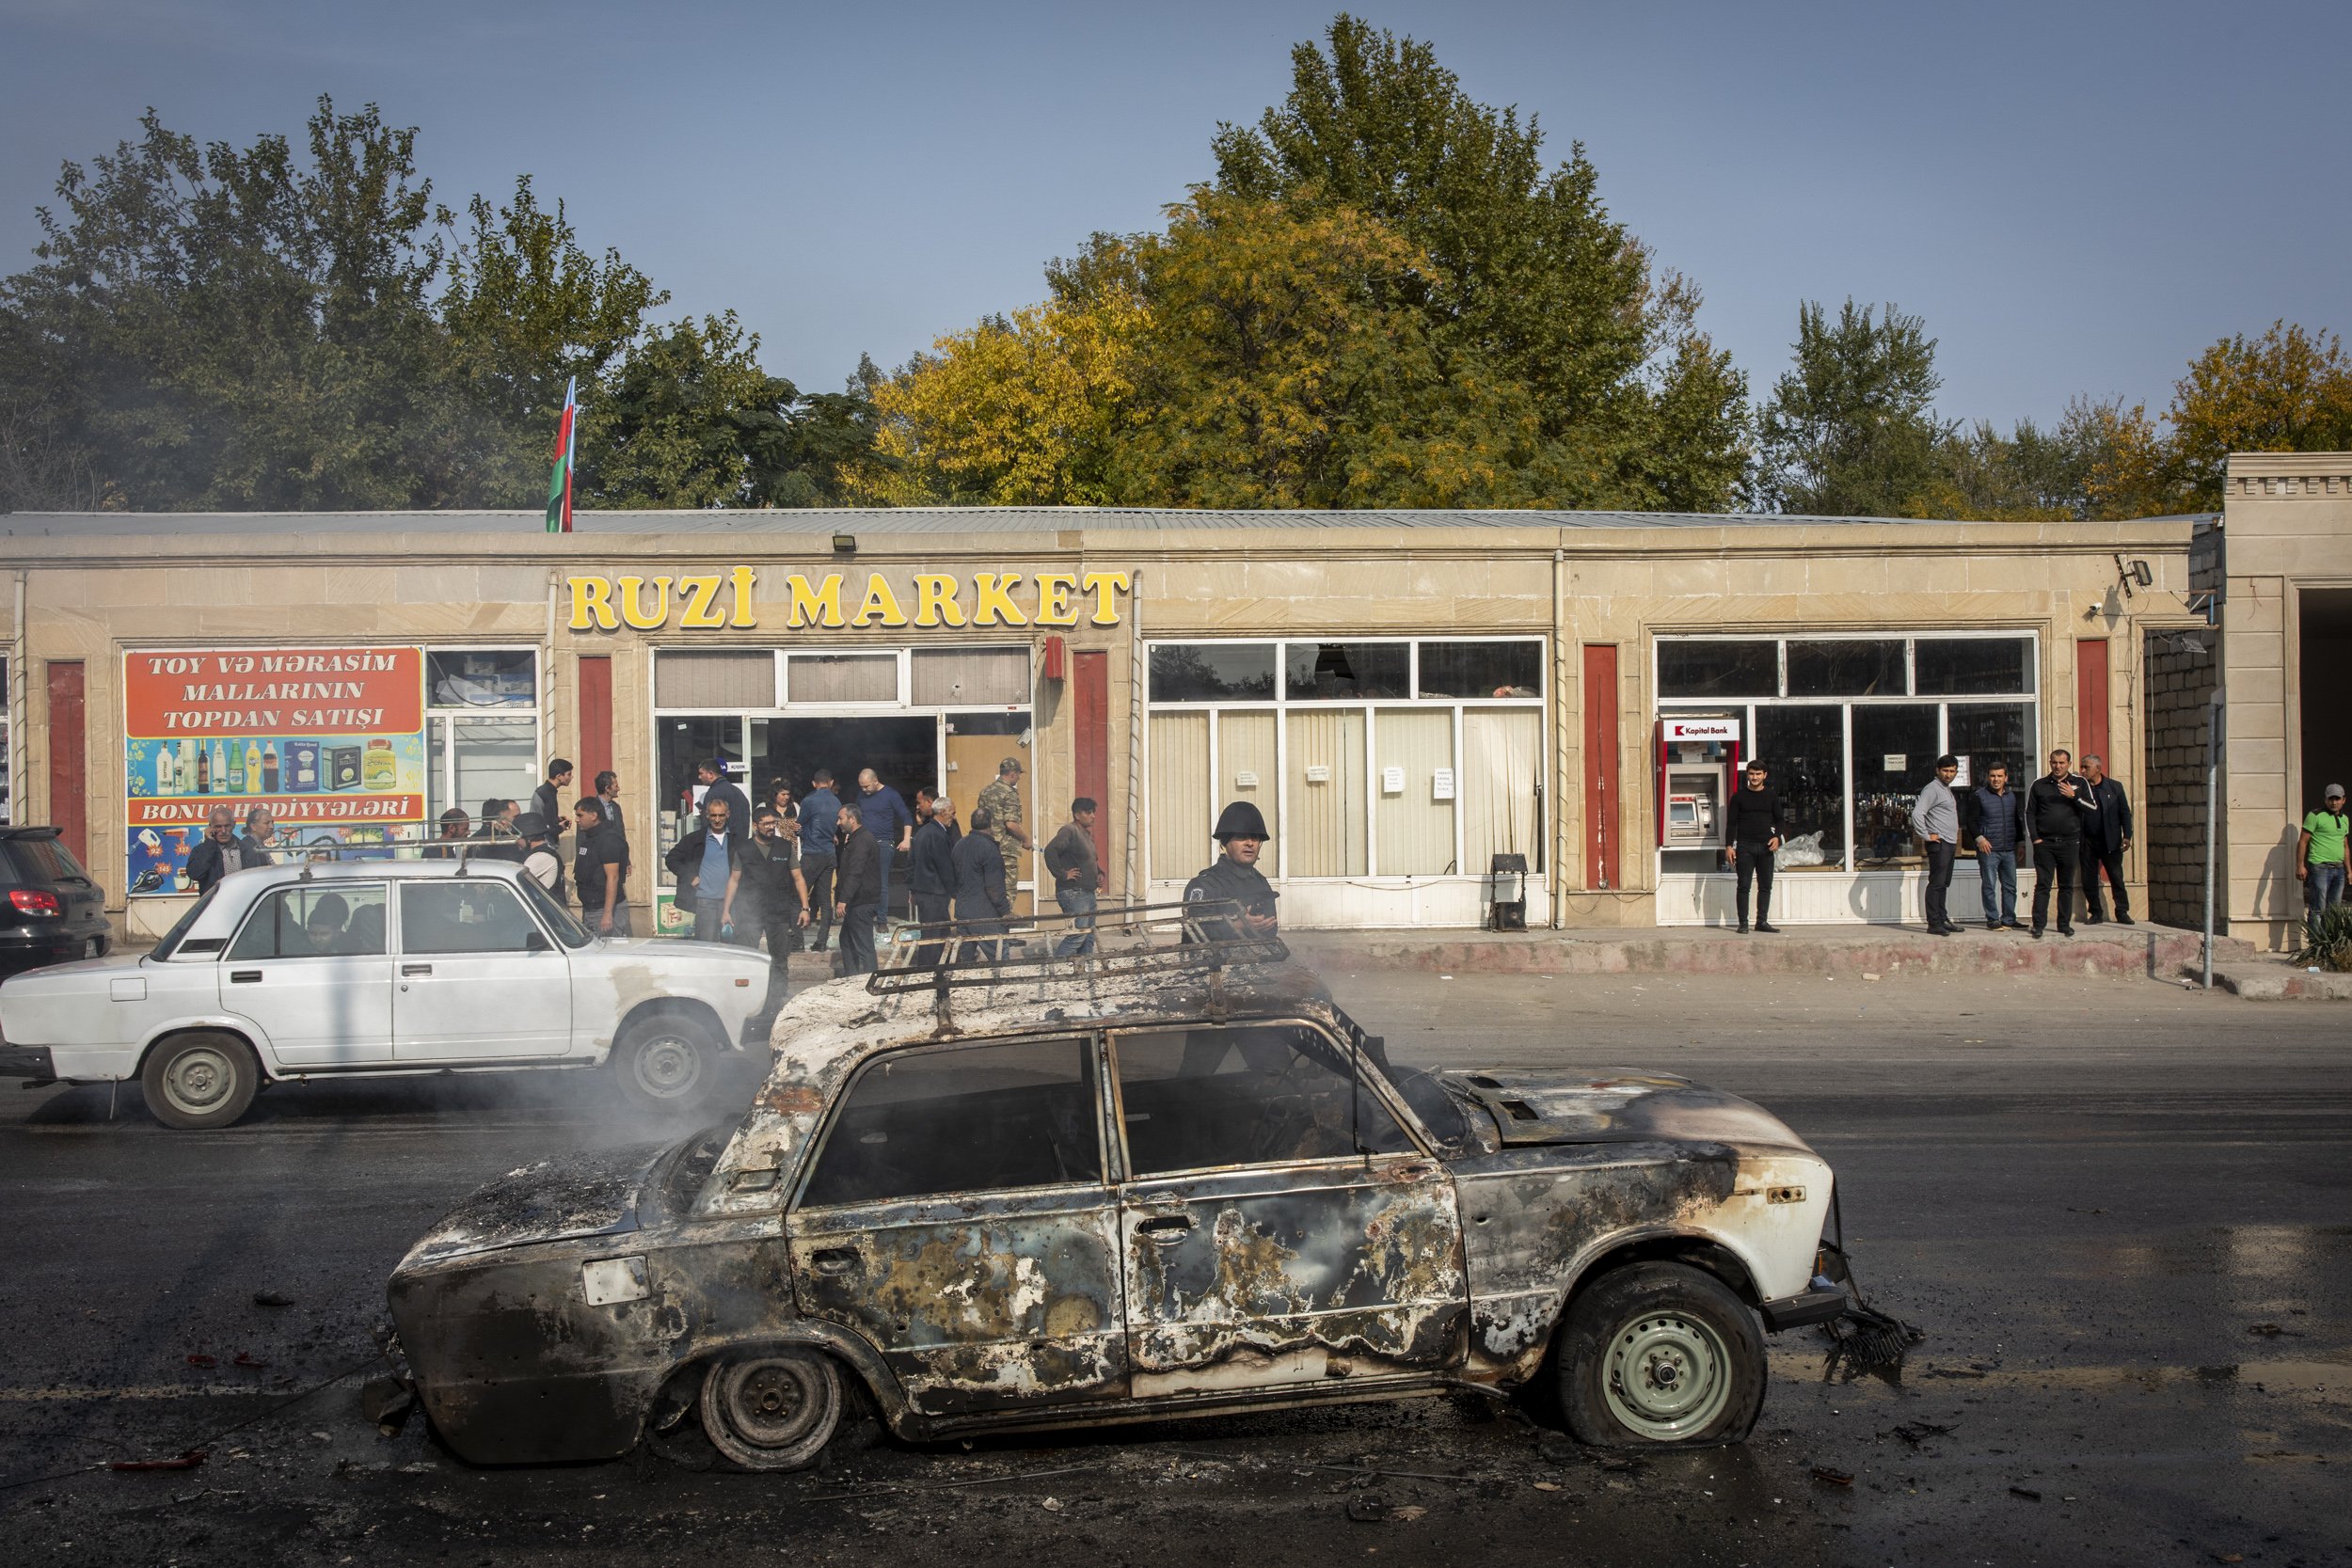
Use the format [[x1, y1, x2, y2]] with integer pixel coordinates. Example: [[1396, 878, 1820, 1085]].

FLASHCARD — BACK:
[[515, 874, 593, 949]]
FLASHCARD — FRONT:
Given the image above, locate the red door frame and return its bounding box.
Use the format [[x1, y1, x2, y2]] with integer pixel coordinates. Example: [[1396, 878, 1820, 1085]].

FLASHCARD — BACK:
[[2075, 639, 2109, 771], [576, 655, 613, 791], [1581, 644, 1619, 891], [1073, 651, 1110, 893], [46, 661, 87, 865]]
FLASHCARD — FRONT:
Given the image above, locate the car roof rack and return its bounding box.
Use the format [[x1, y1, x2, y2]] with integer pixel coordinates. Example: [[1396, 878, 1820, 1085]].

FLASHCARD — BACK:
[[865, 899, 1287, 995]]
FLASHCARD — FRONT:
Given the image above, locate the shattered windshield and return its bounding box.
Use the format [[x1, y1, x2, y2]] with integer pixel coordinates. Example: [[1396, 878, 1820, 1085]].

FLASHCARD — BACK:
[[648, 1124, 733, 1218], [1329, 1006, 1470, 1151]]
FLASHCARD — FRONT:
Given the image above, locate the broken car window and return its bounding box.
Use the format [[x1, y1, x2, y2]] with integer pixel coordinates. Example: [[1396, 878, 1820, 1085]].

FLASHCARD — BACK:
[[800, 1037, 1102, 1208], [1113, 1023, 1414, 1176], [224, 883, 390, 960]]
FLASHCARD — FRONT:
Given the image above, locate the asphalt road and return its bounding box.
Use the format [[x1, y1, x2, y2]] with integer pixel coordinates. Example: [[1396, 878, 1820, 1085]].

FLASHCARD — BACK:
[[0, 967, 2345, 1568]]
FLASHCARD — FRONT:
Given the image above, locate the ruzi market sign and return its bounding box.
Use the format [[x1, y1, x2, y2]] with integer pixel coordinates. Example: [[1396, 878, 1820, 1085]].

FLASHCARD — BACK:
[[565, 567, 1131, 632]]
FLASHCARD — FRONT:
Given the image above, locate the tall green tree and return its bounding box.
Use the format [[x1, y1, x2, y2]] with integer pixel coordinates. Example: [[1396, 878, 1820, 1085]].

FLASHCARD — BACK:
[[1752, 299, 1952, 516]]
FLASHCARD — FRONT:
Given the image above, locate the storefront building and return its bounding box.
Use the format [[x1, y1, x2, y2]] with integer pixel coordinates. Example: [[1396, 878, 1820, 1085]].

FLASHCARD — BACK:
[[0, 506, 2204, 938]]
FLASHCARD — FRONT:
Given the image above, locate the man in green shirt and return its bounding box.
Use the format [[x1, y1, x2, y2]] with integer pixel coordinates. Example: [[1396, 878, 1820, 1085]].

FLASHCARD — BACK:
[[2297, 784, 2349, 939]]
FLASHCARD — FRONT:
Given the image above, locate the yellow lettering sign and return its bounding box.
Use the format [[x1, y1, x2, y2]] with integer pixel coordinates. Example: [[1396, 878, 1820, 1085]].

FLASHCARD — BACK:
[[851, 573, 909, 627], [1034, 572, 1079, 626], [676, 574, 728, 628], [617, 576, 672, 630], [972, 573, 1029, 626], [787, 573, 845, 628], [568, 576, 618, 631], [912, 574, 966, 627], [728, 565, 758, 628], [1081, 570, 1131, 626]]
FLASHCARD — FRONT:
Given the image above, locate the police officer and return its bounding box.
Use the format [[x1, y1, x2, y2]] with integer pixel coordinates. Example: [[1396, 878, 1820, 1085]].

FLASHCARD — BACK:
[[1184, 801, 1279, 940]]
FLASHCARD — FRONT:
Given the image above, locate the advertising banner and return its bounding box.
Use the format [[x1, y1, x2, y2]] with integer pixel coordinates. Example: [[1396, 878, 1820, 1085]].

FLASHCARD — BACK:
[[123, 647, 428, 895]]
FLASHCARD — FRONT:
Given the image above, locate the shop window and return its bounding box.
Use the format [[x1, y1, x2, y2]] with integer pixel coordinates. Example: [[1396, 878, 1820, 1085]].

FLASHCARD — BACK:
[[1462, 708, 1542, 874], [1915, 637, 2033, 695], [786, 653, 897, 705], [1787, 640, 1905, 698], [1419, 641, 1542, 699], [1756, 705, 1846, 866], [1113, 1023, 1411, 1175], [659, 718, 741, 818], [1376, 708, 1455, 875], [430, 717, 536, 827], [801, 1037, 1101, 1207], [1284, 642, 1408, 701], [911, 647, 1026, 707], [1659, 640, 1777, 699], [1150, 643, 1277, 702], [428, 649, 535, 709], [657, 650, 779, 709], [1148, 712, 1209, 880], [1851, 705, 1941, 865], [1947, 703, 2038, 790], [1285, 710, 1366, 877]]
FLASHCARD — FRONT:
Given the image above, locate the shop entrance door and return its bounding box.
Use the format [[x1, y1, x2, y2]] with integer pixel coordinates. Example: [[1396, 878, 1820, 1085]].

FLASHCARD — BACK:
[[945, 714, 1033, 916], [763, 716, 938, 923]]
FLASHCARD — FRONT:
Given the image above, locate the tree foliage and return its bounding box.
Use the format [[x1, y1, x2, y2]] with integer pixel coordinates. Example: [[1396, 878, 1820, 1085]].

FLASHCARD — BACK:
[[0, 98, 860, 513]]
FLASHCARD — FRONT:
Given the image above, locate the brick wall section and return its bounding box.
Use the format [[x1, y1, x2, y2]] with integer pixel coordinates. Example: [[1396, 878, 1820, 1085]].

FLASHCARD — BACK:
[[2143, 628, 2221, 928]]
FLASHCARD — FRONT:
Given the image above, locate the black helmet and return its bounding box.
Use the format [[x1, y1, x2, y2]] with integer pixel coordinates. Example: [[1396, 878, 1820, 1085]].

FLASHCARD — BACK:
[[511, 812, 548, 839], [1213, 800, 1270, 841]]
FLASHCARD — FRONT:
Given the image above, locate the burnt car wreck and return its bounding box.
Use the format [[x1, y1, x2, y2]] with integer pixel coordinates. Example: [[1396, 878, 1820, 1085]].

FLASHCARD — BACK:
[[386, 903, 1853, 1469]]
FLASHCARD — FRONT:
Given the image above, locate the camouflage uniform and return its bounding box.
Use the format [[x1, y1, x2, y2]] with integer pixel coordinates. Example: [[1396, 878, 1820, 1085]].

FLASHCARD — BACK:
[[977, 769, 1026, 899]]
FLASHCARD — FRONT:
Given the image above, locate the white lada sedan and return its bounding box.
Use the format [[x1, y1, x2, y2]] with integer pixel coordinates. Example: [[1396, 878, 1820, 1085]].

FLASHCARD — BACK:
[[0, 859, 773, 1129]]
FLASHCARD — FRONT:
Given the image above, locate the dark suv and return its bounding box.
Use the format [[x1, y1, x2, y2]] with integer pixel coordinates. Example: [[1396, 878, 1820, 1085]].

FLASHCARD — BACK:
[[0, 829, 111, 979]]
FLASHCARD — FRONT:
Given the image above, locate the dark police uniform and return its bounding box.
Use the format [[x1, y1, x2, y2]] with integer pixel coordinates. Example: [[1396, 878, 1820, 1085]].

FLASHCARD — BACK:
[[1184, 801, 1278, 941]]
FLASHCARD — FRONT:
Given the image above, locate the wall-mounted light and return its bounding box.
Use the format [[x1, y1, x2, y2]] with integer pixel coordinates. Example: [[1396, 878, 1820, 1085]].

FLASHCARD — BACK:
[[832, 533, 856, 555], [2113, 554, 2153, 598]]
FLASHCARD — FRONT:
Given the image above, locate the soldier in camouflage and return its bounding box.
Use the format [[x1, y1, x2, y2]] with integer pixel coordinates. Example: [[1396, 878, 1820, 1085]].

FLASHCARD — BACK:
[[976, 756, 1031, 910]]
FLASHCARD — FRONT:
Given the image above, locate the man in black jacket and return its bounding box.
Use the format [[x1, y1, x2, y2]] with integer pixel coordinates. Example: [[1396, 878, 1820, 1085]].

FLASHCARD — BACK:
[[530, 758, 574, 845], [184, 804, 256, 893], [695, 758, 753, 835], [748, 806, 809, 1006], [951, 807, 1010, 961], [1962, 761, 2026, 930], [2024, 748, 2098, 939], [1724, 761, 1784, 934], [908, 796, 961, 969], [2077, 754, 2135, 927], [831, 801, 882, 974], [572, 799, 630, 936]]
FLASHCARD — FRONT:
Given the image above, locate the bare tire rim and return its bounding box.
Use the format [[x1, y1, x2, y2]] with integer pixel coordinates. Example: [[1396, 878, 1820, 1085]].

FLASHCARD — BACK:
[[630, 1033, 704, 1100], [1602, 1311, 1734, 1441], [161, 1045, 240, 1118], [716, 1358, 830, 1451]]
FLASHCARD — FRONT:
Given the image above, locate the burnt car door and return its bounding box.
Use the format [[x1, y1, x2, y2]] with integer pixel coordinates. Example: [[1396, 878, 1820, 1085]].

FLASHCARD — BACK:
[[785, 1034, 1129, 1418], [1107, 1021, 1469, 1399]]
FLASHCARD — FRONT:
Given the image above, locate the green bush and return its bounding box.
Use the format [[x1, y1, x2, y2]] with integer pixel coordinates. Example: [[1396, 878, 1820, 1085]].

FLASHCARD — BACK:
[[2290, 902, 2352, 972]]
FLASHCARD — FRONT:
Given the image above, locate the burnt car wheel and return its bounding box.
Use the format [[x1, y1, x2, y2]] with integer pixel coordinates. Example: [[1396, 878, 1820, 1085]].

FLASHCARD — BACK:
[[139, 1031, 261, 1132], [614, 1011, 717, 1112], [698, 1349, 842, 1471], [1555, 1260, 1765, 1448]]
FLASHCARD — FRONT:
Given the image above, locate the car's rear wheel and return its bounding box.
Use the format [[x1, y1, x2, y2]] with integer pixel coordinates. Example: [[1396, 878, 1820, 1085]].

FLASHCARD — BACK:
[[698, 1349, 841, 1471], [1554, 1260, 1765, 1448], [613, 1010, 717, 1112], [140, 1031, 261, 1132]]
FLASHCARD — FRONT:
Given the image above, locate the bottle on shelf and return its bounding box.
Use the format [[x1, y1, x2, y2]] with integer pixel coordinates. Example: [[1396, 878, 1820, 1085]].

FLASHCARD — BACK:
[[176, 740, 195, 794], [197, 744, 211, 794], [211, 741, 228, 794], [228, 740, 246, 793], [154, 743, 175, 796], [244, 740, 262, 794], [262, 743, 279, 793]]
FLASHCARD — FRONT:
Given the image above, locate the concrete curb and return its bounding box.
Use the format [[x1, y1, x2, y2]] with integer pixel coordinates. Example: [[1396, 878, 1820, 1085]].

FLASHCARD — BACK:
[[2213, 965, 2352, 1000], [1286, 925, 2253, 981]]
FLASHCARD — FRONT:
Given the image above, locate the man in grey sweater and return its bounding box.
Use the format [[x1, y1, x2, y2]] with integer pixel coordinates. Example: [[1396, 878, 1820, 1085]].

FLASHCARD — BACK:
[[1910, 754, 1963, 936]]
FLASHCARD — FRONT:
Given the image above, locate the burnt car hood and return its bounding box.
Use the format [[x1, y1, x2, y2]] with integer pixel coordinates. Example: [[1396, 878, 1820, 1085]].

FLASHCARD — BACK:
[[397, 1144, 664, 1272], [1442, 1069, 1816, 1154]]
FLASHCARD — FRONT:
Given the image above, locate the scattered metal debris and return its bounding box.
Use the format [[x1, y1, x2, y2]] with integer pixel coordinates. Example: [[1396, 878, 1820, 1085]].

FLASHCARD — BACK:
[[2010, 1485, 2043, 1501], [109, 1449, 206, 1474], [1883, 1421, 1954, 1448], [1810, 1465, 1853, 1487]]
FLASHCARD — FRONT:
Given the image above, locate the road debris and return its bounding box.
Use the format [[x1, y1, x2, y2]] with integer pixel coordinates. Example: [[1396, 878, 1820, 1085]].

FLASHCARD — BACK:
[[252, 1291, 294, 1307], [2010, 1485, 2042, 1501], [358, 1374, 415, 1437], [1883, 1421, 1954, 1448], [184, 1354, 216, 1369], [1346, 1497, 1429, 1523], [1810, 1466, 1854, 1487], [109, 1449, 207, 1474], [1039, 1497, 1064, 1513]]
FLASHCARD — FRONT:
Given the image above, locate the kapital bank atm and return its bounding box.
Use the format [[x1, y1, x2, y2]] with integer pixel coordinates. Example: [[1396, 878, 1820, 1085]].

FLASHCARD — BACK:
[[1656, 716, 1742, 850]]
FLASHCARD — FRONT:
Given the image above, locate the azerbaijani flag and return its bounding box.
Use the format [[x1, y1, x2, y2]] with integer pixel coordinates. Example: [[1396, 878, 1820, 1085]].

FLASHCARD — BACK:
[[544, 376, 579, 533]]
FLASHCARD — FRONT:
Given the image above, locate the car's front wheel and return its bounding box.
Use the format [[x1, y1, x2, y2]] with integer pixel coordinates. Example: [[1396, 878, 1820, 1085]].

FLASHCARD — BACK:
[[1554, 1260, 1766, 1448], [698, 1348, 842, 1471], [140, 1031, 262, 1131], [612, 1009, 718, 1112]]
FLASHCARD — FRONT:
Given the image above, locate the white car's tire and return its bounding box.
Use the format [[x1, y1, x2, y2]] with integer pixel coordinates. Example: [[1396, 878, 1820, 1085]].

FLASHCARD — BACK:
[[1555, 1260, 1766, 1448], [613, 1010, 717, 1112], [698, 1349, 841, 1472], [140, 1031, 262, 1132]]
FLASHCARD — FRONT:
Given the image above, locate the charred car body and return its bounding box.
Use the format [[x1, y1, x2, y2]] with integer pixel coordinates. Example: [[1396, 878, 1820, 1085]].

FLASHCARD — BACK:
[[389, 913, 1851, 1467]]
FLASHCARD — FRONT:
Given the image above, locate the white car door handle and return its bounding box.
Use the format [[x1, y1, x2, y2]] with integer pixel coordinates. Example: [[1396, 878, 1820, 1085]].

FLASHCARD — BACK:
[[229, 970, 262, 984], [401, 963, 433, 977]]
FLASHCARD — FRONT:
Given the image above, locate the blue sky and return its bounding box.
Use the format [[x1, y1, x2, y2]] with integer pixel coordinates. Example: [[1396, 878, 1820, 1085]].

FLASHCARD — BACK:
[[3, 0, 2345, 429]]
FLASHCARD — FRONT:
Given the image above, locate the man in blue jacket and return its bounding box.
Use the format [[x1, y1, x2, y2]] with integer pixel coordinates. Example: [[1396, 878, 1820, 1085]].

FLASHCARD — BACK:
[[797, 769, 842, 954], [1963, 761, 2026, 930]]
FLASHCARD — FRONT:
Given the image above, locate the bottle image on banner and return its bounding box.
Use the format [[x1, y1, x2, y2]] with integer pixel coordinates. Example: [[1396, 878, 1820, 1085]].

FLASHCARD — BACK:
[[212, 741, 228, 794], [244, 740, 262, 794], [176, 740, 194, 794], [262, 744, 279, 793], [154, 743, 174, 796], [227, 740, 246, 793], [196, 743, 210, 794]]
